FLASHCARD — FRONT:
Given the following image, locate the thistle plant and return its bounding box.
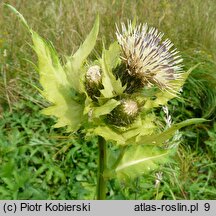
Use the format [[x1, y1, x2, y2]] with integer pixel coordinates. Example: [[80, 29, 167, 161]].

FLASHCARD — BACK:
[[8, 5, 206, 200]]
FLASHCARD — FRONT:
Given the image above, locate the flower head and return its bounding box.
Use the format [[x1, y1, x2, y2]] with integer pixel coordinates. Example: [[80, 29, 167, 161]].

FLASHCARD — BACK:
[[85, 65, 102, 100], [116, 21, 183, 94], [107, 99, 139, 126], [122, 99, 139, 116], [86, 65, 101, 84]]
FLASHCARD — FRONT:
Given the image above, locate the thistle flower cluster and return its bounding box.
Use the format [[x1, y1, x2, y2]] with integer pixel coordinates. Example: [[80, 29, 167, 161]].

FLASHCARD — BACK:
[[116, 21, 183, 94], [85, 21, 183, 127]]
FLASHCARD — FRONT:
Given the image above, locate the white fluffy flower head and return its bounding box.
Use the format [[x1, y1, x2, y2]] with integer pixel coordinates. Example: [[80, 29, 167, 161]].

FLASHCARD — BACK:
[[116, 21, 183, 94]]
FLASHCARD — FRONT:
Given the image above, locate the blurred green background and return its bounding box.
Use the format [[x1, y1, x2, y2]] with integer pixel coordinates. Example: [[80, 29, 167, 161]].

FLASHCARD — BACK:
[[0, 0, 216, 199]]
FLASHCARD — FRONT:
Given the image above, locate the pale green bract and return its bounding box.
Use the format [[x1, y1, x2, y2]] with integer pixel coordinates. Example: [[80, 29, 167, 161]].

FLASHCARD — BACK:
[[100, 42, 126, 98], [64, 16, 99, 93], [90, 99, 121, 118]]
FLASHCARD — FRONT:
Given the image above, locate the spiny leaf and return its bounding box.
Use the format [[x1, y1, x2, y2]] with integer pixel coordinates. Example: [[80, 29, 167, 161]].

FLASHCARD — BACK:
[[31, 32, 68, 103], [32, 32, 84, 132], [92, 114, 158, 145], [42, 100, 84, 131], [100, 42, 125, 98], [115, 145, 171, 180], [104, 41, 120, 70], [65, 15, 99, 93], [136, 118, 207, 145], [91, 99, 120, 118], [93, 126, 125, 144], [122, 114, 157, 142]]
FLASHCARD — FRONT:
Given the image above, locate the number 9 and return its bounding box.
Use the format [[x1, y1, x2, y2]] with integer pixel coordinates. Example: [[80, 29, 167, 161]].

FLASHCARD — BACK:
[[204, 203, 210, 211]]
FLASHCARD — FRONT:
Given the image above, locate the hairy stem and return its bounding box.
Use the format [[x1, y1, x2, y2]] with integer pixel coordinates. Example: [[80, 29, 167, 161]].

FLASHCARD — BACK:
[[96, 136, 107, 200]]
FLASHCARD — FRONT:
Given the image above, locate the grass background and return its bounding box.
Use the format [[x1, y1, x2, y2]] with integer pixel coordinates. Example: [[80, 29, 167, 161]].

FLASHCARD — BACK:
[[0, 0, 216, 199]]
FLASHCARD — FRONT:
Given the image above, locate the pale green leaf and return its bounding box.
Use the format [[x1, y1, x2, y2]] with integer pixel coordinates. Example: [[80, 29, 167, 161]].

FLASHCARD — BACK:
[[32, 32, 84, 132], [32, 32, 68, 103], [100, 57, 114, 98], [100, 42, 125, 98], [91, 99, 120, 118], [93, 126, 125, 144], [122, 114, 157, 141], [116, 145, 171, 179], [136, 118, 207, 145], [104, 41, 121, 70], [72, 15, 99, 68], [42, 99, 84, 132], [5, 4, 30, 30], [91, 114, 157, 145], [65, 15, 99, 93]]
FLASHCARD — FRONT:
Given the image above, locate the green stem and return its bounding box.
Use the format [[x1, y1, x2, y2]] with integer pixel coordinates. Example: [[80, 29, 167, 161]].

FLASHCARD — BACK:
[[111, 146, 127, 170], [96, 136, 107, 200]]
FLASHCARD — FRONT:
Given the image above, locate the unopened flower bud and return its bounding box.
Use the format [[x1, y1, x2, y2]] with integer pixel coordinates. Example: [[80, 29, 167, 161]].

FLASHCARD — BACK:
[[107, 99, 139, 126], [85, 65, 102, 100], [86, 65, 101, 85], [122, 99, 139, 116]]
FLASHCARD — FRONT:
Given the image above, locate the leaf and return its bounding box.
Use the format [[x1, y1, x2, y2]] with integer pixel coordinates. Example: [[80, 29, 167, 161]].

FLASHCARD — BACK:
[[136, 118, 207, 145], [32, 32, 84, 132], [93, 126, 125, 144], [91, 99, 120, 118], [100, 42, 125, 98], [32, 32, 67, 102], [5, 4, 30, 30], [115, 145, 171, 180], [65, 15, 99, 93], [122, 114, 157, 141], [92, 114, 158, 145], [104, 41, 121, 69], [42, 100, 84, 131]]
